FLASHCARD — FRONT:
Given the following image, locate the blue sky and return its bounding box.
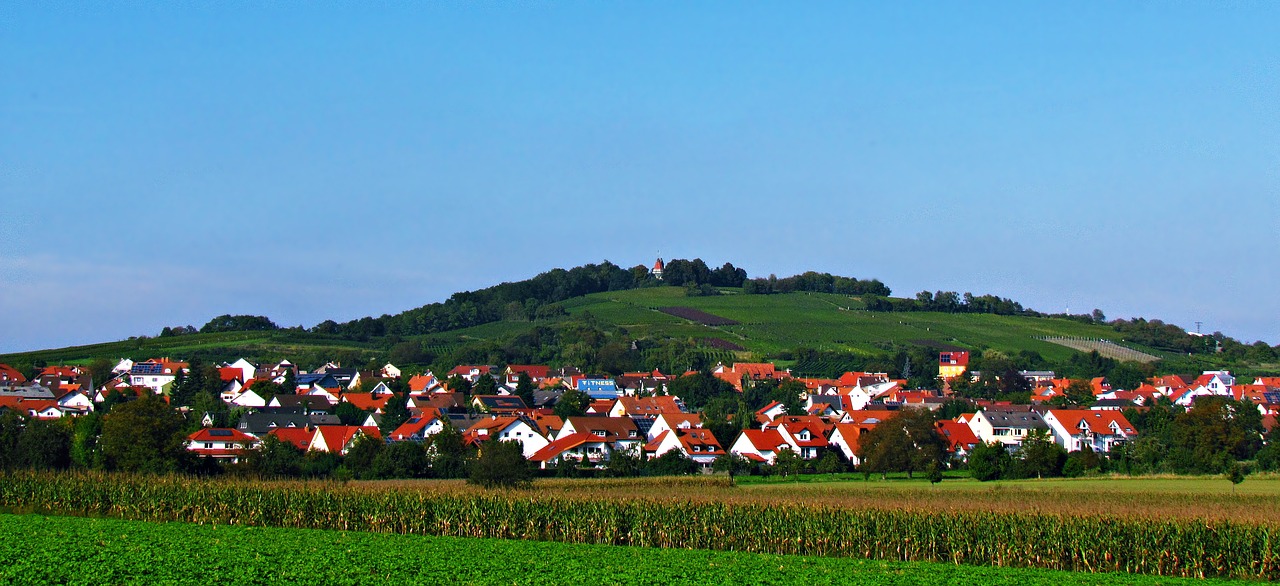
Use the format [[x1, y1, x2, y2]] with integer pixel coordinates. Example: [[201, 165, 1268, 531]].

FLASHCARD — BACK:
[[2, 2, 1277, 353]]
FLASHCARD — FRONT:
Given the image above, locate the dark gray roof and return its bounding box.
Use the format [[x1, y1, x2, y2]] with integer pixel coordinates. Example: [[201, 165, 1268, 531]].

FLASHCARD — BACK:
[[808, 395, 842, 407], [532, 390, 563, 408], [980, 408, 1048, 430], [474, 395, 528, 410], [0, 385, 56, 400], [238, 413, 310, 436]]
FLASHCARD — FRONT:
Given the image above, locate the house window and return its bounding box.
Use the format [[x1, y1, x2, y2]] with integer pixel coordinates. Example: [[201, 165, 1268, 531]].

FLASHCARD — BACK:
[[204, 443, 213, 449]]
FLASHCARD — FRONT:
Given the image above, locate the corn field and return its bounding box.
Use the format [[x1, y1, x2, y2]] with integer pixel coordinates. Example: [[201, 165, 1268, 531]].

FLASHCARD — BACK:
[[1, 471, 1276, 580]]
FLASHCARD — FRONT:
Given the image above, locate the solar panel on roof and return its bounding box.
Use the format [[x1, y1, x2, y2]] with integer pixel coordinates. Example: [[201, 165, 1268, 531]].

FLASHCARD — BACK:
[[209, 429, 233, 437]]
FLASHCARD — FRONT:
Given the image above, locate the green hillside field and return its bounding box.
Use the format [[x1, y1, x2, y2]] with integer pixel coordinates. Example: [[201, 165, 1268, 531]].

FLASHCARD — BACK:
[[1, 287, 1169, 369], [550, 287, 1155, 362]]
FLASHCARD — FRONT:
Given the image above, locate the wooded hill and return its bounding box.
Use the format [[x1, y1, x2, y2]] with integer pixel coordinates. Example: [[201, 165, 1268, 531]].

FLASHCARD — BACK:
[[3, 260, 1276, 382]]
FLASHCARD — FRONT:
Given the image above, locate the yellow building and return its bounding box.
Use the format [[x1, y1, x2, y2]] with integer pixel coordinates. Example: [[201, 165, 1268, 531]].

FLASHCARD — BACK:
[[938, 351, 970, 380]]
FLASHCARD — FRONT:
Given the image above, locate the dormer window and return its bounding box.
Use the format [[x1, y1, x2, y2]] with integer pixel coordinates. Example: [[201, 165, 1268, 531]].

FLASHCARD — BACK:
[[593, 430, 606, 437]]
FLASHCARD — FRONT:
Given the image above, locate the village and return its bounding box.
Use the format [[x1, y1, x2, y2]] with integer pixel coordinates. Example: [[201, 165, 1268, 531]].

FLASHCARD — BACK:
[[3, 351, 1276, 476]]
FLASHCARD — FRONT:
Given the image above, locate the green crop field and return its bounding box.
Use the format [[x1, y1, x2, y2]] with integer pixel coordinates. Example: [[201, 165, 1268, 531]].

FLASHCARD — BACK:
[[0, 513, 1252, 586], [3, 472, 1277, 580]]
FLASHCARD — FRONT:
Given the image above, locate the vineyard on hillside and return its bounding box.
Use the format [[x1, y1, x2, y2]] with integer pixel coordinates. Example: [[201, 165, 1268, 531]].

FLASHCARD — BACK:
[[1040, 337, 1162, 363]]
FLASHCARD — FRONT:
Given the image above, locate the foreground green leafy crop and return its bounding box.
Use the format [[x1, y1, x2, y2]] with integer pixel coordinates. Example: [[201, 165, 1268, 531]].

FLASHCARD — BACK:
[[0, 514, 1252, 586]]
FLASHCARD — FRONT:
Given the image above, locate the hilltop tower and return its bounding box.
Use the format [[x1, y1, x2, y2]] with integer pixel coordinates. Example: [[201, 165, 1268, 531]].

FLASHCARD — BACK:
[[651, 257, 664, 280]]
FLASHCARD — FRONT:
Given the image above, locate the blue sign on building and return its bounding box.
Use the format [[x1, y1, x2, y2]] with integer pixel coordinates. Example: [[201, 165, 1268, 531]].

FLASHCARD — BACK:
[[576, 378, 620, 399]]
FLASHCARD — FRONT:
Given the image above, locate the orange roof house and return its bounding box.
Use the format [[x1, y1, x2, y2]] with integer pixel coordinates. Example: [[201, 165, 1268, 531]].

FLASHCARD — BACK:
[[1041, 409, 1137, 453], [728, 429, 789, 464], [0, 364, 27, 385]]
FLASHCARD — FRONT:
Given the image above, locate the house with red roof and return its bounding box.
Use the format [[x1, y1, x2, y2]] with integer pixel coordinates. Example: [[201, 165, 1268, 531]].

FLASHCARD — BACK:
[[768, 417, 832, 459], [934, 419, 981, 462], [729, 429, 790, 465], [828, 423, 877, 465], [754, 400, 789, 424], [388, 409, 448, 442], [712, 362, 790, 391], [448, 365, 497, 384], [0, 364, 28, 385], [938, 351, 969, 381], [187, 428, 259, 462], [342, 392, 391, 413], [643, 428, 724, 469], [556, 416, 643, 454], [309, 425, 381, 455], [1041, 409, 1137, 453], [128, 358, 189, 394], [646, 413, 702, 441], [407, 373, 443, 394], [503, 365, 550, 386], [265, 427, 313, 451], [529, 432, 613, 469], [608, 395, 684, 418], [464, 416, 550, 458]]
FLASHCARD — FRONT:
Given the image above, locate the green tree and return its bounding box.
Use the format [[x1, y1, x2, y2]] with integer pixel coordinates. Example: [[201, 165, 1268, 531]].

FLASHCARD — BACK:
[[468, 439, 532, 489], [1065, 379, 1095, 406], [427, 425, 470, 479], [814, 451, 846, 475], [379, 393, 410, 437], [554, 388, 591, 418], [857, 408, 947, 479], [87, 358, 114, 389], [100, 393, 190, 473], [668, 372, 736, 412], [446, 374, 472, 396], [926, 460, 944, 485], [645, 450, 698, 476], [281, 370, 297, 394], [711, 452, 752, 484], [1012, 429, 1067, 479], [515, 373, 536, 407], [772, 448, 806, 478], [603, 449, 643, 478], [342, 433, 384, 479], [1170, 398, 1264, 474], [1227, 462, 1247, 492], [334, 402, 370, 426], [70, 412, 105, 469], [0, 411, 23, 470], [372, 440, 431, 479], [473, 374, 498, 395], [244, 435, 305, 478], [16, 419, 72, 470], [967, 441, 1010, 481]]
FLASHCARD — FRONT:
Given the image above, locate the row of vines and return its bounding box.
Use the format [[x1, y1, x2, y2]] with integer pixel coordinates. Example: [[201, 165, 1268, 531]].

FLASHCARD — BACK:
[[1, 472, 1276, 580]]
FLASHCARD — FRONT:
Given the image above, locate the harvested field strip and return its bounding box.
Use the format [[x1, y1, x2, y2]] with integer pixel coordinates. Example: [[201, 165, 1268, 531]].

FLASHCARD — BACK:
[[2, 472, 1278, 580], [0, 514, 1252, 586], [657, 306, 740, 326], [698, 337, 746, 351], [1040, 337, 1161, 363]]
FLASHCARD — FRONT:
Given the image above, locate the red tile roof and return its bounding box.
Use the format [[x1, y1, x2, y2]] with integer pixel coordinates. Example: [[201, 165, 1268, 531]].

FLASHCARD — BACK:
[[529, 432, 605, 462], [188, 428, 258, 443], [268, 428, 313, 451]]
